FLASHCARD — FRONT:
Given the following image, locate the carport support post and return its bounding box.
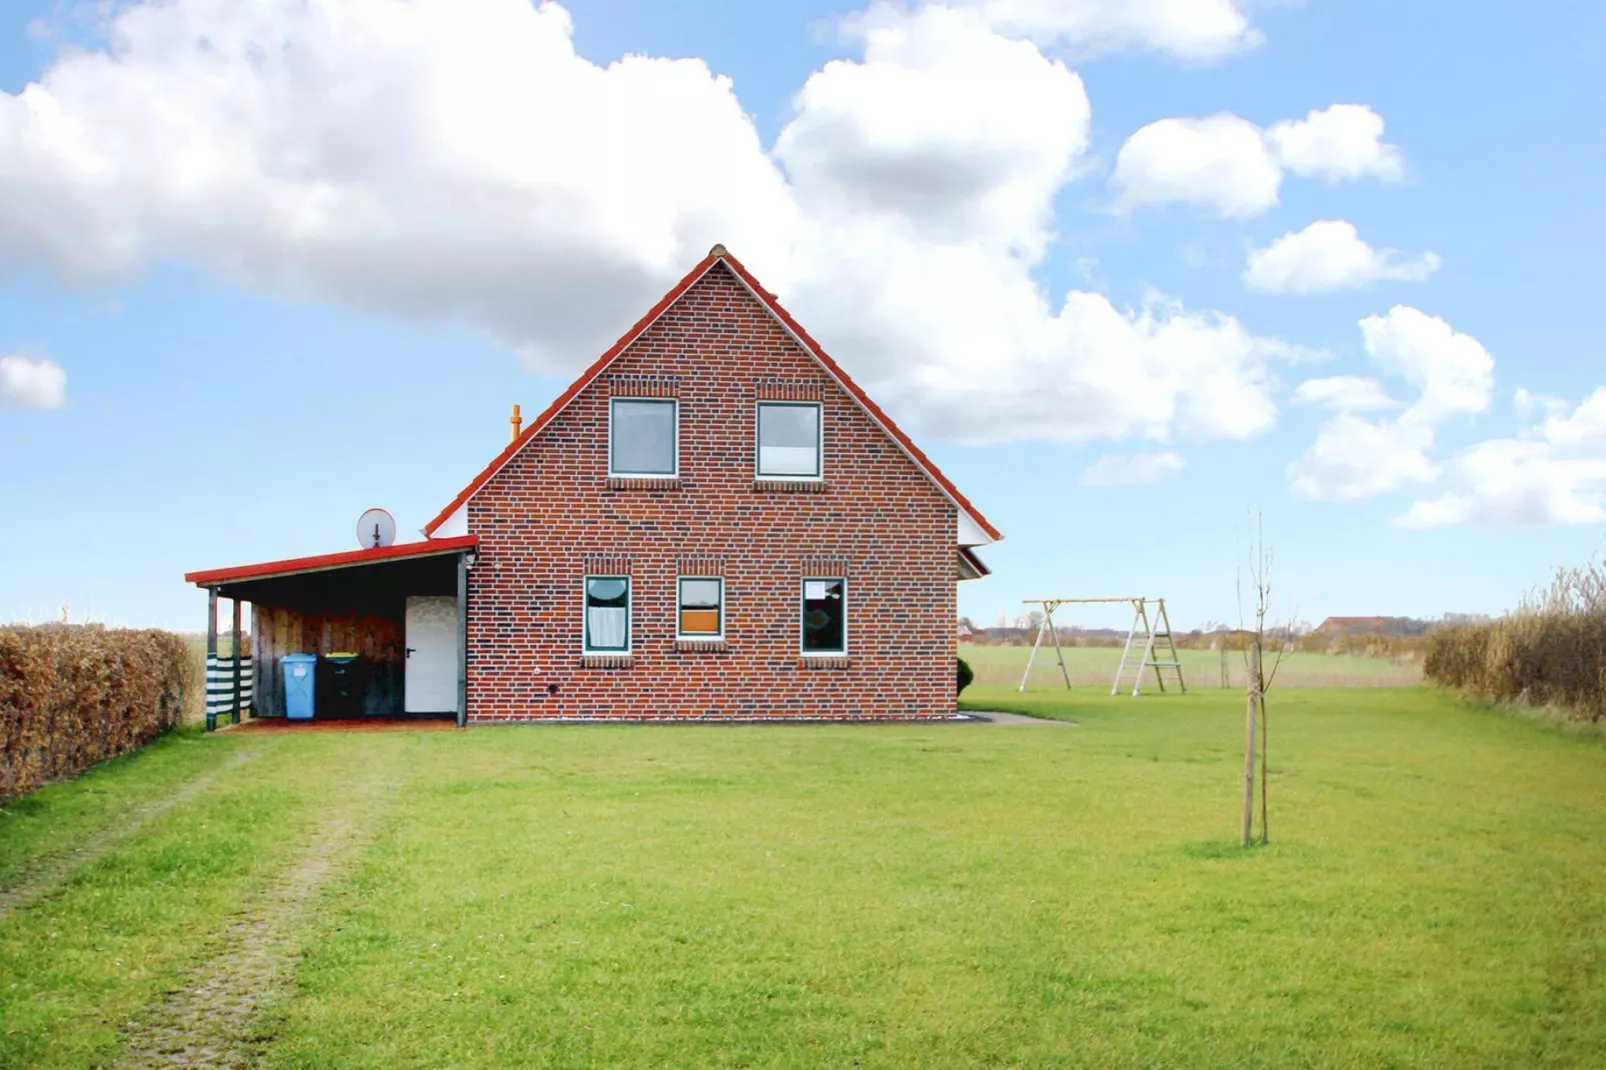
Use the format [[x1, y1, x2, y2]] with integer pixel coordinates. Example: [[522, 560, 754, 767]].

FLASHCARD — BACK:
[[231, 598, 243, 724], [456, 551, 469, 728], [205, 587, 218, 732]]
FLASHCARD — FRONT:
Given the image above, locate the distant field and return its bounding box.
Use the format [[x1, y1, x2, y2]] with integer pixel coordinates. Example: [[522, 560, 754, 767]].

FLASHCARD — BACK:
[[961, 641, 1423, 690]]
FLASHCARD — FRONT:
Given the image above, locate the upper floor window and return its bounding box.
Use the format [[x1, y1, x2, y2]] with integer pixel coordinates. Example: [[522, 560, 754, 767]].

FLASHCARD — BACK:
[[757, 402, 822, 479], [611, 398, 677, 477]]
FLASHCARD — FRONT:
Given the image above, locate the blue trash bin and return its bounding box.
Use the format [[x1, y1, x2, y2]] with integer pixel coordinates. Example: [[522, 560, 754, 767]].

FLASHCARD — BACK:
[[282, 653, 318, 721]]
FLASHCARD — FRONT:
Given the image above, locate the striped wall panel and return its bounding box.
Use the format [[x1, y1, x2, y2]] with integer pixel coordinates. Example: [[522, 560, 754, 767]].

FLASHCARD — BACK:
[[205, 654, 254, 714]]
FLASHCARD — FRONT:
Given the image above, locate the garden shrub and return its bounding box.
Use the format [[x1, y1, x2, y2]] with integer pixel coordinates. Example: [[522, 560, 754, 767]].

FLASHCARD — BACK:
[[957, 655, 974, 696], [0, 625, 193, 801]]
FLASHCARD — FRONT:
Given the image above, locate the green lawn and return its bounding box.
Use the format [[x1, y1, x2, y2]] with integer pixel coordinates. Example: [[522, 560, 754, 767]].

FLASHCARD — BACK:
[[961, 640, 1424, 689], [2, 688, 1604, 1067]]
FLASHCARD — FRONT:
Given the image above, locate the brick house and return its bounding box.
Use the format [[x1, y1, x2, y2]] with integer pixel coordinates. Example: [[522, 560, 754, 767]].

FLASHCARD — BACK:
[[185, 246, 1001, 724]]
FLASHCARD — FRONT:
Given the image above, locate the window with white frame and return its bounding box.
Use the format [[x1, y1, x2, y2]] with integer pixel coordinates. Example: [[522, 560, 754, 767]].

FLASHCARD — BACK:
[[584, 576, 631, 652], [610, 398, 677, 476], [757, 402, 822, 479], [677, 577, 724, 639], [801, 578, 846, 654]]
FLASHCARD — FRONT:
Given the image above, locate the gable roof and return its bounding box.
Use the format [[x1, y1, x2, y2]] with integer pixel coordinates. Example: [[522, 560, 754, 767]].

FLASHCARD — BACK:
[[422, 246, 1002, 544]]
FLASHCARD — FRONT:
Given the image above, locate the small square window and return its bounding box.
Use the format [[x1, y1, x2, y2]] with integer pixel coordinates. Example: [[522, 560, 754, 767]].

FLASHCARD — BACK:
[[584, 576, 630, 652], [758, 402, 821, 479], [611, 399, 677, 476], [801, 578, 846, 654], [678, 577, 724, 638]]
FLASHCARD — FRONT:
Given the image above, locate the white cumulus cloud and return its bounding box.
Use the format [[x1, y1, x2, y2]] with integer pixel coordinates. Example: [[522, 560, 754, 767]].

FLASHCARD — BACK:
[[1113, 104, 1405, 218], [0, 355, 67, 409], [1245, 220, 1440, 293], [1289, 308, 1493, 502], [1267, 104, 1405, 183], [1292, 376, 1399, 412], [1400, 388, 1606, 527], [1361, 306, 1493, 425], [1111, 114, 1280, 219], [1288, 413, 1435, 500], [1080, 450, 1186, 486], [0, 0, 1288, 449], [1514, 387, 1570, 426], [0, 0, 798, 360], [971, 0, 1260, 59], [1540, 387, 1606, 447], [1289, 312, 1606, 528], [777, 4, 1090, 253]]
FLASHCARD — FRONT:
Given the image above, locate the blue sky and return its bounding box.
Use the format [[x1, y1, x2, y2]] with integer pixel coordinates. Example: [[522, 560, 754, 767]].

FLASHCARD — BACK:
[[1, 0, 1603, 633]]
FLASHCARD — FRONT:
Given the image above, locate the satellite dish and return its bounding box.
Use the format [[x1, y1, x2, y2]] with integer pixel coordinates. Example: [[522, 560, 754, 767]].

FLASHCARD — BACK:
[[357, 508, 397, 549]]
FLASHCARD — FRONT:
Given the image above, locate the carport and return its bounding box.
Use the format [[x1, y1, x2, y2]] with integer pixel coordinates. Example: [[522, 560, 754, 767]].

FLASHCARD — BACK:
[[184, 536, 477, 729]]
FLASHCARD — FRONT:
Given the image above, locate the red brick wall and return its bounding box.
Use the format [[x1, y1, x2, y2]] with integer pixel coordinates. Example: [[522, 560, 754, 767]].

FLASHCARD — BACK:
[[464, 262, 958, 720]]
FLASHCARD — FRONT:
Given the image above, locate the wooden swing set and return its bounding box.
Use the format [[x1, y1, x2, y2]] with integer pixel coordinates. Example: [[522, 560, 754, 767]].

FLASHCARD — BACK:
[[1017, 597, 1187, 696]]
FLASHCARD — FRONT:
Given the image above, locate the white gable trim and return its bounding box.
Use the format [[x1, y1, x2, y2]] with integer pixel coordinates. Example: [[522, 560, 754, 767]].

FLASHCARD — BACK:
[[958, 512, 991, 548], [433, 503, 468, 539]]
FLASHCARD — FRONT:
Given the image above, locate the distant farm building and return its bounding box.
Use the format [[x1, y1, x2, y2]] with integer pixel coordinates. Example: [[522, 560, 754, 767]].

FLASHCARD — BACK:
[[1315, 616, 1434, 638]]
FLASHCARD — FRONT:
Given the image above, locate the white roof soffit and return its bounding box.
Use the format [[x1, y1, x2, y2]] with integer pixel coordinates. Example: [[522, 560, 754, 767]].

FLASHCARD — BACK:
[[959, 512, 993, 548]]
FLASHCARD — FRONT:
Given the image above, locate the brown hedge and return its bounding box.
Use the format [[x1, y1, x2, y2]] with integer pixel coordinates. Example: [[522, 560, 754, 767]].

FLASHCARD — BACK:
[[0, 625, 193, 802], [1424, 613, 1606, 722], [1424, 555, 1606, 722]]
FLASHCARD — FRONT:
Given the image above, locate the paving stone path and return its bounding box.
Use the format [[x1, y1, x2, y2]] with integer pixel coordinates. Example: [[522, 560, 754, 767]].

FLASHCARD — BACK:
[[114, 752, 402, 1069], [962, 710, 1072, 726], [0, 748, 261, 923]]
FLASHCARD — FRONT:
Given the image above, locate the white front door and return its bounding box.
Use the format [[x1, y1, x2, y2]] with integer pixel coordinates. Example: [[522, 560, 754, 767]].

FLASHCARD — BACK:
[[405, 595, 459, 714]]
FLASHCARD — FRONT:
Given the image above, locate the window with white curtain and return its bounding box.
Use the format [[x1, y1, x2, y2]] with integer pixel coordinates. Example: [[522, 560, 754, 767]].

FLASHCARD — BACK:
[[757, 402, 822, 478], [584, 576, 630, 652], [610, 398, 677, 476]]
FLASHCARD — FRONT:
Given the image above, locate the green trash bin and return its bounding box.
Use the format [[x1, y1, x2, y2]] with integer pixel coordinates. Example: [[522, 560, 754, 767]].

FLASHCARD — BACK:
[[319, 652, 366, 718]]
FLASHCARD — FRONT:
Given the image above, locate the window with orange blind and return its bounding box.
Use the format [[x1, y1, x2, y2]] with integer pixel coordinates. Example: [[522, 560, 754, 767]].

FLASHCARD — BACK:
[[678, 577, 723, 638]]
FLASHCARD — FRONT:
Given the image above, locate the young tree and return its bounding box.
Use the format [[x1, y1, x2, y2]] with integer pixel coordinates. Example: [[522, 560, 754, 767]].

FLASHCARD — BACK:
[[1238, 511, 1290, 847]]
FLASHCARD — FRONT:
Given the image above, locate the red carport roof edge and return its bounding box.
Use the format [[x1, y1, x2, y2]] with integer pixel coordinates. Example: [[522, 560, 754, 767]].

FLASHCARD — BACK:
[[421, 249, 1002, 543], [185, 535, 479, 587]]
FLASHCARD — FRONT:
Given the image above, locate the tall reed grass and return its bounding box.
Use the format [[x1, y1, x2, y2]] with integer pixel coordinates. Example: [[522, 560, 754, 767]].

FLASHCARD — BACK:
[[1424, 555, 1606, 721]]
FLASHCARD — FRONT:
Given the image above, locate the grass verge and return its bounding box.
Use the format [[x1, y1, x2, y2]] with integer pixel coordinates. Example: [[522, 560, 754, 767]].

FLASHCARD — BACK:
[[3, 689, 1603, 1067], [0, 734, 418, 1066], [0, 727, 235, 887]]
